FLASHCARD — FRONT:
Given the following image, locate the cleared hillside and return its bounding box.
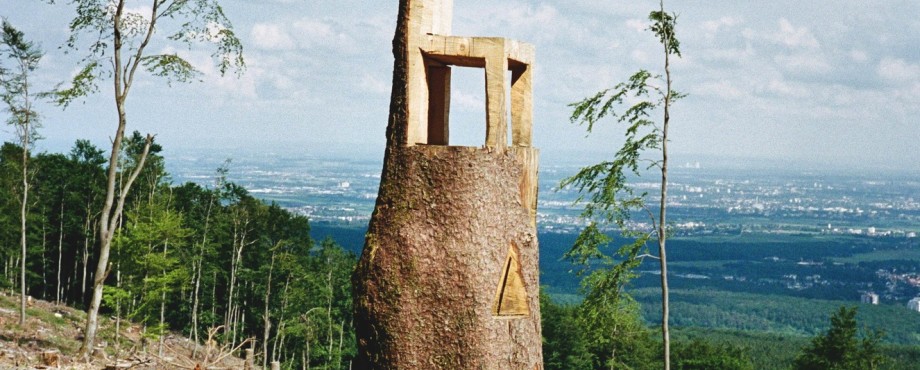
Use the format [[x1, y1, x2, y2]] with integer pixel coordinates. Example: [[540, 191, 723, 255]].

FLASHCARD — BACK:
[[0, 293, 246, 369]]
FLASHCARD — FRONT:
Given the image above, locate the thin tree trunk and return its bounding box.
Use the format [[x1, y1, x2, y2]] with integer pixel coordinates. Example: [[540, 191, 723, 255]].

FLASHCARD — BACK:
[[82, 123, 153, 356], [262, 251, 275, 370], [81, 0, 158, 357], [191, 258, 202, 351], [226, 215, 250, 349], [113, 267, 122, 363], [159, 237, 169, 357], [211, 270, 217, 320], [10, 256, 17, 296], [41, 217, 49, 299], [610, 323, 617, 370], [326, 269, 333, 369], [81, 208, 91, 299], [19, 120, 30, 326], [229, 305, 239, 349], [337, 320, 345, 369], [658, 2, 672, 370], [226, 220, 240, 331], [57, 198, 65, 304], [272, 276, 291, 363], [191, 188, 215, 347]]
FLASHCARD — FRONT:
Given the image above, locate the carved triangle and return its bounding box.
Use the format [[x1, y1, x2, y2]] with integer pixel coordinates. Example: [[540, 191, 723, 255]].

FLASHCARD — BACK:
[[493, 243, 529, 317]]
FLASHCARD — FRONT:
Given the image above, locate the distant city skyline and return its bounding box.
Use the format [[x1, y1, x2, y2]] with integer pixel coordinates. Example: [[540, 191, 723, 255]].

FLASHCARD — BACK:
[[1, 1, 918, 172]]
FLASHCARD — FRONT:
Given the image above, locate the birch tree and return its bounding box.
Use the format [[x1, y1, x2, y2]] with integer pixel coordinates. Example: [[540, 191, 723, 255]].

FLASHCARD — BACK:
[[0, 19, 45, 327], [564, 1, 683, 369], [46, 0, 244, 357]]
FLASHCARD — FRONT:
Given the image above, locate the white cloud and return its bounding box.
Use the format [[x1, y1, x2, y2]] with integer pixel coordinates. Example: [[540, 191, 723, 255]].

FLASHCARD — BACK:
[[625, 18, 647, 33], [249, 17, 358, 52], [877, 58, 920, 83], [360, 73, 389, 95], [849, 49, 869, 63], [497, 3, 559, 30], [774, 53, 830, 74], [452, 90, 484, 112], [701, 16, 740, 35], [765, 78, 809, 98], [12, 0, 920, 170], [702, 46, 755, 64], [630, 49, 649, 64], [770, 18, 820, 49], [251, 23, 295, 50], [182, 48, 258, 100], [696, 80, 745, 100], [292, 19, 334, 40], [291, 18, 357, 52], [454, 2, 575, 47]]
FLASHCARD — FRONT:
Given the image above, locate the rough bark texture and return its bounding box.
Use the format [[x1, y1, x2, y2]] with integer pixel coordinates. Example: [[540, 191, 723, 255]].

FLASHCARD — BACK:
[[354, 146, 541, 369], [352, 1, 542, 368]]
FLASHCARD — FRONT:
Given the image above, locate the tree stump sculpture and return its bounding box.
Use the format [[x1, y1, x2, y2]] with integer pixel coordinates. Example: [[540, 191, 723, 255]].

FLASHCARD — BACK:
[[352, 0, 542, 368]]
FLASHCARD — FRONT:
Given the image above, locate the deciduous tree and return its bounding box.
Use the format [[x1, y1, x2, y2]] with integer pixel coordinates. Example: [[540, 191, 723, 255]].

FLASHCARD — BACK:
[[45, 0, 244, 356], [0, 19, 45, 327], [564, 1, 683, 368]]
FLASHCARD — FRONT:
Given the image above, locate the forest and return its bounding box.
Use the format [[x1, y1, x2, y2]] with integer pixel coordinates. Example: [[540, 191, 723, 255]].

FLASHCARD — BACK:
[[0, 137, 356, 369], [3, 137, 916, 369], [2, 0, 918, 369]]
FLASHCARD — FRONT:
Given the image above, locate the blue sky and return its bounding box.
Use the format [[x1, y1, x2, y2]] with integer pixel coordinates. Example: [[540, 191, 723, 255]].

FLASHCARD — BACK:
[[1, 1, 918, 171]]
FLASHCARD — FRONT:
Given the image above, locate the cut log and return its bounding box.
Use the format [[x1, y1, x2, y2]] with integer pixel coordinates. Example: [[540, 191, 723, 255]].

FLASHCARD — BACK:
[[352, 1, 542, 368]]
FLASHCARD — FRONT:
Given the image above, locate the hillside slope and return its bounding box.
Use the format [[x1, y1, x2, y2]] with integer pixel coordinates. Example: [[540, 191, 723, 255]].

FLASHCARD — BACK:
[[0, 293, 246, 369]]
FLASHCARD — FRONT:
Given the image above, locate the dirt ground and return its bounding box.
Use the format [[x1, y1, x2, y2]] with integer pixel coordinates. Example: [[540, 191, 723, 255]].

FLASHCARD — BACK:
[[0, 293, 248, 369]]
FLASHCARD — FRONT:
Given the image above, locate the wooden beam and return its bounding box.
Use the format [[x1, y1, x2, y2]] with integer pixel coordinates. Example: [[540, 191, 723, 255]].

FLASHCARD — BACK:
[[511, 65, 533, 147]]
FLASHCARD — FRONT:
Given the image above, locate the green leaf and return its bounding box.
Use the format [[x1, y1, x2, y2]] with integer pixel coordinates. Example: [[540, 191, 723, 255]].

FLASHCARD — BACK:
[[649, 10, 681, 57], [141, 54, 202, 84], [51, 61, 100, 107]]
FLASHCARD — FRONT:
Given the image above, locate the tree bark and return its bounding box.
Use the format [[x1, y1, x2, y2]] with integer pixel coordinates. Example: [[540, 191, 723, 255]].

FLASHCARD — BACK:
[[159, 237, 169, 357], [16, 55, 34, 327], [354, 147, 542, 369], [272, 276, 291, 363], [262, 251, 275, 370], [226, 214, 250, 349], [191, 187, 215, 348], [81, 207, 91, 300], [659, 2, 672, 370], [19, 120, 29, 327], [352, 1, 542, 368], [41, 216, 48, 299], [57, 198, 65, 304], [80, 0, 158, 357]]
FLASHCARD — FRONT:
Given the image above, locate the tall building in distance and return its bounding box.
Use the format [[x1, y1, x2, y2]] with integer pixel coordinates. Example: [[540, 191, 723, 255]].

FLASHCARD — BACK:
[[908, 297, 920, 312], [861, 292, 879, 305]]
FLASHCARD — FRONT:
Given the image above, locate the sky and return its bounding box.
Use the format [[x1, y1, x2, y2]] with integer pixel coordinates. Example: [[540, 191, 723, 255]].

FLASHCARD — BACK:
[[1, 1, 919, 172]]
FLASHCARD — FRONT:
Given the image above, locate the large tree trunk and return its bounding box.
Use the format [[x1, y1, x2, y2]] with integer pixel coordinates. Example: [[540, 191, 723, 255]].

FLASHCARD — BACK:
[[354, 147, 541, 369], [352, 1, 542, 368]]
